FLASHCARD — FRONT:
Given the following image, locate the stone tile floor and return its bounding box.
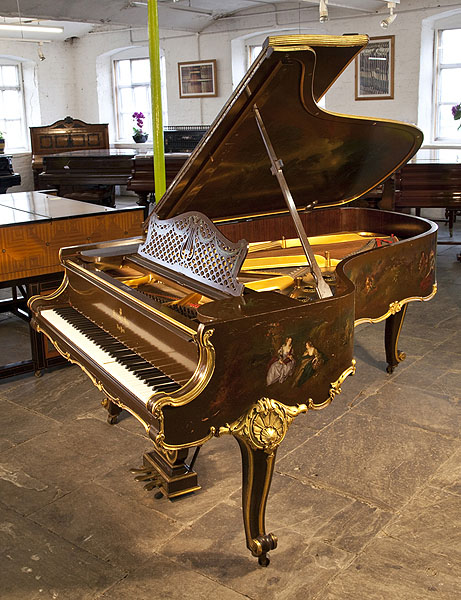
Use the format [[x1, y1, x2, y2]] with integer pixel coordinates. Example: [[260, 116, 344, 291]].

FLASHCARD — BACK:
[[0, 224, 460, 599]]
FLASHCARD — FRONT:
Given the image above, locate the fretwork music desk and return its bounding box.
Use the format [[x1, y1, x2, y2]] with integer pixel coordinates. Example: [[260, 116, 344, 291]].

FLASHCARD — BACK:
[[0, 191, 144, 377]]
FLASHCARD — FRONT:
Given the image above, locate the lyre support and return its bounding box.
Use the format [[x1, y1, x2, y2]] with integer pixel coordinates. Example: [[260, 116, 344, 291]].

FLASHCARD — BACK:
[[253, 105, 333, 300], [220, 398, 307, 566]]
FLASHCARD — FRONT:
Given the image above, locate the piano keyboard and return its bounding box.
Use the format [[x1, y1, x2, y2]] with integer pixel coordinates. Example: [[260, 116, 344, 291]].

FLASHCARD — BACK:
[[40, 306, 181, 405]]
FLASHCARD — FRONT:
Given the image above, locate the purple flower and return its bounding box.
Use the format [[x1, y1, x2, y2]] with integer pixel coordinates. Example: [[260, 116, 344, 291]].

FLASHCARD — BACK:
[[132, 111, 145, 133]]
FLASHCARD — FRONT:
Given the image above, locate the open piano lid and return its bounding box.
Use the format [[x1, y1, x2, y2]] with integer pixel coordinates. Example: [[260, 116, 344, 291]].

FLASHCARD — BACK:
[[154, 34, 423, 222]]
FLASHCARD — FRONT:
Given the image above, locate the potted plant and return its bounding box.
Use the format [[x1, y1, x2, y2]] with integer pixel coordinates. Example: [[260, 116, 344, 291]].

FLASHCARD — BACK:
[[452, 102, 461, 130], [0, 131, 4, 154], [132, 112, 148, 143]]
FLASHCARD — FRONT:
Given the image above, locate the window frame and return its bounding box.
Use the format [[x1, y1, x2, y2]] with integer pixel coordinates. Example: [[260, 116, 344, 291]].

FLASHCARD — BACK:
[[0, 59, 28, 151], [433, 28, 461, 142], [112, 55, 168, 142]]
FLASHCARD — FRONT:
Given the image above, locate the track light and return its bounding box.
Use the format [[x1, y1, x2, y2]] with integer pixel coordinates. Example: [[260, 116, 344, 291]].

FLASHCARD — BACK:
[[380, 2, 397, 29], [0, 23, 63, 34], [319, 0, 328, 23]]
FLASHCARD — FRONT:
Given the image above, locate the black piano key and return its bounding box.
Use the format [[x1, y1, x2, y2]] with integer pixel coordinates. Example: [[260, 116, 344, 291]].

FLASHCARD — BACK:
[[54, 306, 180, 392]]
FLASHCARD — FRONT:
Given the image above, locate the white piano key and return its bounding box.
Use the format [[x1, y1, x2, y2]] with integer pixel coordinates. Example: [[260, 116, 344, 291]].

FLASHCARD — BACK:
[[40, 309, 176, 404]]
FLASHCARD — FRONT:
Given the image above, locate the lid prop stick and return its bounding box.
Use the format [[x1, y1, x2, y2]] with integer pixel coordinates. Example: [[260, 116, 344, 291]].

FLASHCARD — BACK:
[[253, 105, 332, 299]]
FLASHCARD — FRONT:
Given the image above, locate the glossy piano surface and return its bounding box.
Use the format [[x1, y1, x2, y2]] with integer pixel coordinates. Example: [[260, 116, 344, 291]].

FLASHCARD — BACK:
[[126, 152, 190, 203], [29, 34, 437, 566], [0, 191, 144, 282], [384, 148, 461, 239], [30, 116, 110, 186], [40, 149, 190, 208]]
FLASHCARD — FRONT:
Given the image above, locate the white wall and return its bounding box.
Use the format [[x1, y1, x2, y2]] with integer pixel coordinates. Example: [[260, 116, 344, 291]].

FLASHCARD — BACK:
[[2, 0, 461, 148]]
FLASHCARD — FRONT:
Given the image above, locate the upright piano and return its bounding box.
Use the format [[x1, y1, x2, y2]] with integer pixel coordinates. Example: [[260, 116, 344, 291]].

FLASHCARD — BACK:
[[30, 116, 109, 189], [29, 35, 437, 566]]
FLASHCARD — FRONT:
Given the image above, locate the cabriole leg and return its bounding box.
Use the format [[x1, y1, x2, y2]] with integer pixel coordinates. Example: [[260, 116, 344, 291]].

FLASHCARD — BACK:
[[235, 436, 278, 566], [220, 398, 307, 566], [385, 304, 408, 374]]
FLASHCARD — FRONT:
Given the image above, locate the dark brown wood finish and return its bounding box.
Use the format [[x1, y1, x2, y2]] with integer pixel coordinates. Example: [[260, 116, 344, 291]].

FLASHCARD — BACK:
[[30, 116, 109, 188], [127, 152, 190, 205], [39, 149, 137, 207], [28, 35, 438, 566], [380, 149, 461, 251]]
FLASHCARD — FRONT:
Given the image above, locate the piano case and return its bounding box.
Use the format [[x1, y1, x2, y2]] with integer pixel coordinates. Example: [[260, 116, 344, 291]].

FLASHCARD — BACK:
[[29, 35, 437, 566]]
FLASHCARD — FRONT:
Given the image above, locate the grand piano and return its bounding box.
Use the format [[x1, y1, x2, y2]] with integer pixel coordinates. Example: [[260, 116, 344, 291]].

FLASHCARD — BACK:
[[29, 35, 437, 566]]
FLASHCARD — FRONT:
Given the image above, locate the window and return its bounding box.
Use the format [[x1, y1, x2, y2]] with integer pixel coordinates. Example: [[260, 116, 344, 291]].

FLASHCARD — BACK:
[[434, 29, 461, 141], [248, 45, 263, 67], [114, 56, 167, 141], [0, 61, 27, 149]]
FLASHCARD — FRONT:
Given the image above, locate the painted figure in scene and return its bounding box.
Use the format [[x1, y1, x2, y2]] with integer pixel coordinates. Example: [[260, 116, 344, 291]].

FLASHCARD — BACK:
[[292, 340, 323, 387], [266, 337, 295, 385]]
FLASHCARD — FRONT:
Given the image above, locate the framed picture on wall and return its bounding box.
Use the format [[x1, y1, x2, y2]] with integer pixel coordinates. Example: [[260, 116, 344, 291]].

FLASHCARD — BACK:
[[178, 60, 217, 98], [355, 36, 395, 100]]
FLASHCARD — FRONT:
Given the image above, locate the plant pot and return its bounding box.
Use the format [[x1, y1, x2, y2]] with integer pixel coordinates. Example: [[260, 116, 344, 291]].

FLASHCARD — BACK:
[[0, 138, 4, 154], [133, 133, 148, 143]]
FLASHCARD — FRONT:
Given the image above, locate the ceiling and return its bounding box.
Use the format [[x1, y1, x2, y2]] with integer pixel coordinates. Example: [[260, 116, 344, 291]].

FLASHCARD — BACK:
[[0, 1, 396, 38]]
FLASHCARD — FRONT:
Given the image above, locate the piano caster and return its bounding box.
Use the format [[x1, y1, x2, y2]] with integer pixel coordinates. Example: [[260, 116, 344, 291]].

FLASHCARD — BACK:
[[258, 554, 270, 567], [101, 397, 122, 425], [34, 370, 43, 378]]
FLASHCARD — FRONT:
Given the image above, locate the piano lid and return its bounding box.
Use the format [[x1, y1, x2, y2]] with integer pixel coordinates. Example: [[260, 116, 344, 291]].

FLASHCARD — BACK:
[[154, 34, 423, 223]]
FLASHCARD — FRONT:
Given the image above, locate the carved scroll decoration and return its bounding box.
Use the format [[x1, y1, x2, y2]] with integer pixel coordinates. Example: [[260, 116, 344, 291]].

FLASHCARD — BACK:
[[219, 398, 308, 455], [138, 212, 248, 297]]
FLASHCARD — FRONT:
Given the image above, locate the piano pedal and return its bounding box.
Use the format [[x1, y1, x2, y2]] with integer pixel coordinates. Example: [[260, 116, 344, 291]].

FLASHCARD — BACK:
[[134, 473, 157, 482], [129, 450, 201, 500]]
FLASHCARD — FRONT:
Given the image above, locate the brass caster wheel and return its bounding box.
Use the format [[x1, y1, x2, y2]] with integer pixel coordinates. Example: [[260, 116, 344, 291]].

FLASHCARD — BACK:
[[34, 370, 43, 378], [258, 554, 270, 567], [386, 365, 395, 374]]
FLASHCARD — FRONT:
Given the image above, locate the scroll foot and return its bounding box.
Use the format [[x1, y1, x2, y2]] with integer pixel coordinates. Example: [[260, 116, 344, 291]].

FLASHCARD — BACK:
[[385, 304, 408, 373]]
